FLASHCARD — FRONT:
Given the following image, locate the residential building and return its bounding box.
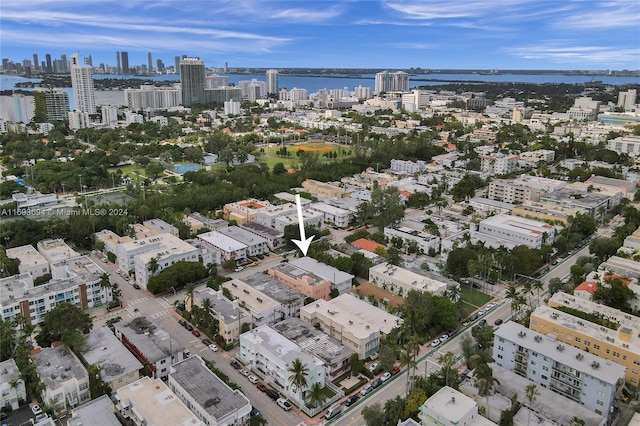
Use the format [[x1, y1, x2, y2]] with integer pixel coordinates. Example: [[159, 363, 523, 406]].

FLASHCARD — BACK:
[[390, 159, 427, 174], [268, 262, 332, 301], [568, 97, 601, 121], [384, 222, 440, 254], [518, 149, 556, 165], [81, 327, 143, 391], [240, 222, 284, 250], [475, 214, 555, 249], [494, 321, 625, 418], [0, 256, 112, 326], [368, 262, 456, 298], [486, 97, 525, 116], [223, 198, 271, 224], [218, 226, 268, 256], [299, 293, 403, 358], [351, 238, 385, 254], [142, 219, 179, 237], [274, 209, 324, 233], [69, 53, 96, 114], [168, 356, 251, 426], [239, 325, 326, 405], [124, 85, 182, 110], [272, 318, 355, 380], [67, 394, 120, 426], [113, 316, 185, 380], [539, 187, 610, 219], [600, 256, 640, 279], [239, 274, 306, 320], [31, 344, 90, 414], [42, 88, 70, 120], [289, 256, 354, 295], [530, 296, 640, 387], [511, 203, 576, 225], [584, 176, 637, 201], [188, 213, 228, 232], [197, 231, 247, 261], [36, 239, 79, 264], [0, 359, 26, 410], [221, 279, 281, 327], [115, 377, 202, 426], [374, 71, 409, 94], [5, 244, 50, 280], [94, 229, 133, 258], [618, 89, 637, 112], [266, 69, 278, 94], [308, 202, 352, 228], [487, 179, 544, 204], [190, 288, 250, 344], [254, 202, 297, 229], [68, 110, 90, 130], [480, 153, 519, 175], [419, 386, 495, 426], [180, 57, 205, 107], [302, 179, 344, 199]]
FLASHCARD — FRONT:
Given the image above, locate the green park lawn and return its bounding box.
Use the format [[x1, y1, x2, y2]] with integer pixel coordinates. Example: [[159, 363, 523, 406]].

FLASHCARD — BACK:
[[459, 285, 493, 318]]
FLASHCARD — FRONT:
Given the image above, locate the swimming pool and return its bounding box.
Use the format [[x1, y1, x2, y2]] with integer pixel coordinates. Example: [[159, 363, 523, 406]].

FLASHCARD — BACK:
[[173, 163, 202, 173]]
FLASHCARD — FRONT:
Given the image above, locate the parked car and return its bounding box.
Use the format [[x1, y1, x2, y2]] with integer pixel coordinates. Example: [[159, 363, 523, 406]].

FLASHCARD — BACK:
[[230, 360, 241, 370], [368, 361, 380, 372], [494, 318, 504, 326], [371, 378, 382, 389], [202, 339, 212, 346], [266, 389, 279, 400], [360, 383, 373, 396], [344, 394, 359, 406], [325, 404, 342, 420], [479, 319, 487, 326], [192, 330, 201, 337], [239, 369, 250, 377], [178, 319, 187, 327], [185, 324, 194, 331], [257, 383, 268, 392], [209, 343, 219, 352], [250, 407, 262, 418], [248, 375, 259, 384], [380, 372, 391, 382], [440, 334, 449, 341], [32, 405, 42, 415], [431, 338, 441, 347], [277, 398, 292, 411], [133, 284, 141, 290], [390, 365, 401, 375]]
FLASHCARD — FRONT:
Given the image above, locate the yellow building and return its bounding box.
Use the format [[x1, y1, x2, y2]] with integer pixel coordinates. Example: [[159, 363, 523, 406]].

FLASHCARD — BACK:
[[530, 293, 640, 388], [301, 179, 344, 199]]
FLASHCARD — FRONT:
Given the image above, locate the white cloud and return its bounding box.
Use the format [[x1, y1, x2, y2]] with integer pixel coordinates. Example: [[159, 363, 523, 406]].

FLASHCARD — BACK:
[[506, 42, 640, 65], [556, 0, 640, 29]]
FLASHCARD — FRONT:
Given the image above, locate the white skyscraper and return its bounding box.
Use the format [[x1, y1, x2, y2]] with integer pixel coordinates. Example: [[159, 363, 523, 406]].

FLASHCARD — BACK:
[[618, 89, 637, 112], [70, 54, 96, 114], [374, 71, 409, 94], [266, 69, 278, 95]]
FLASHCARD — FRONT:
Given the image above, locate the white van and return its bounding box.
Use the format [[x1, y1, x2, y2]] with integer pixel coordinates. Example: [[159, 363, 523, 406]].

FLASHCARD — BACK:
[[325, 404, 342, 420]]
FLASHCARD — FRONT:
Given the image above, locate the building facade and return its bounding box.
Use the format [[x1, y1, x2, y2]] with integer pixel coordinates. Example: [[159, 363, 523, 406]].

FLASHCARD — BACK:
[[180, 57, 206, 107]]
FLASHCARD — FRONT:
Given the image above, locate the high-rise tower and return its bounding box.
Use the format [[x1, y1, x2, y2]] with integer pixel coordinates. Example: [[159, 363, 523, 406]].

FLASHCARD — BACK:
[[147, 52, 153, 74], [121, 52, 129, 75], [266, 69, 278, 95], [116, 51, 121, 74], [179, 57, 205, 107], [70, 53, 96, 113]]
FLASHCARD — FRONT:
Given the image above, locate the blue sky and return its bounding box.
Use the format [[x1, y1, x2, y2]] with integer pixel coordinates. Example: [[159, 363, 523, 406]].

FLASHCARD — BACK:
[[1, 0, 639, 70]]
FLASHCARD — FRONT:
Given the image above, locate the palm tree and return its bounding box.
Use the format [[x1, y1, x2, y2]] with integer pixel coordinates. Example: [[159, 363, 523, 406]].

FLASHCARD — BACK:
[[470, 349, 493, 370], [287, 358, 309, 402], [148, 257, 159, 275], [437, 351, 457, 387], [505, 285, 519, 317], [525, 383, 540, 426], [532, 280, 544, 307], [99, 273, 111, 290], [460, 333, 475, 367], [473, 363, 499, 420], [567, 417, 585, 426], [201, 297, 215, 334], [185, 283, 195, 312], [399, 348, 417, 395], [307, 382, 326, 409]]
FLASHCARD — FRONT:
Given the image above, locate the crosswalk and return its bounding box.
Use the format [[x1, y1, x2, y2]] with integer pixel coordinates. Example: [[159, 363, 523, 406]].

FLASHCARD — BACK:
[[126, 296, 150, 306]]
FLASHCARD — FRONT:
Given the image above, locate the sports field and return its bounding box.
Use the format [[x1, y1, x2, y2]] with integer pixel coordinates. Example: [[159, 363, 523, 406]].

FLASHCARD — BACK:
[[257, 141, 353, 170]]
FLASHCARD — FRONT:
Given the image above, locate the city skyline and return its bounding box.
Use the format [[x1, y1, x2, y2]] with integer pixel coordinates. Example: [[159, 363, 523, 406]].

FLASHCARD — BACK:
[[1, 0, 639, 71]]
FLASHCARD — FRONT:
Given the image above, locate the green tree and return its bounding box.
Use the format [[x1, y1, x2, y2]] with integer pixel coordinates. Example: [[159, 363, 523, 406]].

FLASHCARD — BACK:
[[384, 396, 406, 425], [447, 247, 478, 278], [0, 320, 16, 361], [356, 185, 405, 231], [567, 417, 586, 426], [307, 382, 326, 408], [272, 162, 287, 175], [400, 347, 417, 394], [404, 387, 427, 419], [378, 344, 397, 372], [36, 303, 93, 348], [460, 333, 476, 367], [525, 383, 540, 426], [362, 403, 385, 426], [474, 363, 499, 419], [349, 354, 364, 376], [287, 358, 309, 401], [437, 351, 458, 387], [589, 237, 620, 260]]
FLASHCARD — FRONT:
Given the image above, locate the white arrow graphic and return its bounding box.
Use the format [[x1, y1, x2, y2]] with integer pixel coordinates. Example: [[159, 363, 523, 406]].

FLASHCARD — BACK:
[[291, 194, 314, 256]]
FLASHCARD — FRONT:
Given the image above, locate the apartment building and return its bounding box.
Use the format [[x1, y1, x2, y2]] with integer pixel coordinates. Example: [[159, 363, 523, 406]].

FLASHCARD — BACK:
[[221, 279, 281, 327], [31, 344, 90, 414], [197, 231, 247, 261], [302, 179, 344, 199], [67, 394, 120, 426], [273, 318, 355, 380], [274, 209, 324, 233], [268, 262, 332, 301], [368, 263, 455, 298], [539, 188, 611, 219], [168, 356, 251, 426], [81, 327, 143, 391], [300, 293, 403, 358], [389, 159, 427, 174], [608, 135, 640, 156], [113, 317, 185, 381], [511, 203, 576, 225], [115, 377, 202, 426], [239, 325, 326, 405], [218, 226, 268, 256], [289, 257, 354, 295], [487, 179, 544, 204], [308, 202, 352, 228], [37, 239, 79, 264], [94, 230, 133, 258], [223, 198, 271, 224], [188, 213, 229, 232], [494, 321, 625, 418], [240, 222, 285, 250], [418, 386, 494, 426], [0, 359, 26, 410], [5, 244, 50, 280], [599, 256, 640, 279], [530, 296, 640, 387], [476, 214, 555, 249], [0, 255, 112, 326], [191, 288, 251, 344], [254, 202, 297, 229], [239, 274, 306, 320], [518, 149, 556, 165], [384, 222, 440, 254], [142, 219, 179, 237], [480, 153, 519, 175]]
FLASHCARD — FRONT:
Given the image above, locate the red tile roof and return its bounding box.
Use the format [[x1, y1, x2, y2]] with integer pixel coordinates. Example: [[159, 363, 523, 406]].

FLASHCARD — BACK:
[[352, 238, 385, 253], [575, 281, 598, 295]]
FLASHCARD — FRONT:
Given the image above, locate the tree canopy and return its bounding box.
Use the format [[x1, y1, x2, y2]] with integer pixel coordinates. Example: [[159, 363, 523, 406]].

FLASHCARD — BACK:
[[36, 302, 93, 348], [147, 261, 208, 294], [356, 185, 405, 231]]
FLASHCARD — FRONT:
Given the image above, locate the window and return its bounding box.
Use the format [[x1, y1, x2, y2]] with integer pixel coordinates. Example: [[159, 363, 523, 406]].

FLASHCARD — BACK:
[[575, 337, 581, 343]]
